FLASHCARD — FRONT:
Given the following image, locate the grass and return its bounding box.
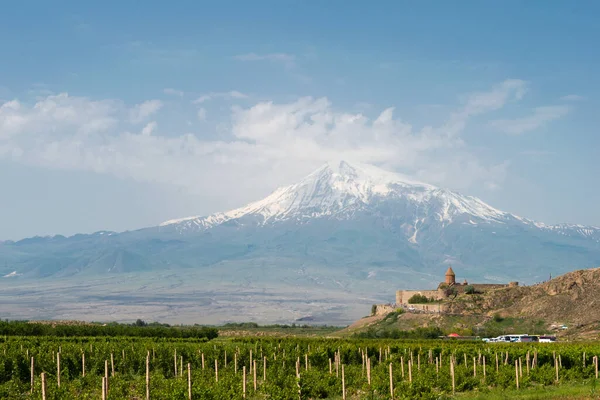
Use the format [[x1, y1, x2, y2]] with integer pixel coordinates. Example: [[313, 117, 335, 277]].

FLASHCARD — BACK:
[[323, 381, 600, 399], [457, 380, 600, 399], [215, 323, 343, 338]]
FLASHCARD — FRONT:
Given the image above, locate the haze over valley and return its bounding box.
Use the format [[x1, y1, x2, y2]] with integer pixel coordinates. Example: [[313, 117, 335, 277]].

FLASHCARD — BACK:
[[2, 161, 598, 325]]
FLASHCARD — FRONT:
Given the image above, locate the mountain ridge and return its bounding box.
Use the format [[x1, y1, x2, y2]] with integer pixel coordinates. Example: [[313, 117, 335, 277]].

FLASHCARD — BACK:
[[0, 160, 599, 325], [157, 160, 599, 243]]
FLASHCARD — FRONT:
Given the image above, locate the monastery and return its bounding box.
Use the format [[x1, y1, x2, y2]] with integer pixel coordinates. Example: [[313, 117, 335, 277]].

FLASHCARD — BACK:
[[396, 267, 519, 304], [373, 267, 518, 315]]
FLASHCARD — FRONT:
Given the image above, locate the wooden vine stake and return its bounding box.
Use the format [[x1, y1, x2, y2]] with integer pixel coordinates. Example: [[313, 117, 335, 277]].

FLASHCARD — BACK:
[[146, 351, 150, 400], [389, 363, 394, 400], [82, 353, 85, 377], [41, 372, 47, 400], [174, 350, 178, 377], [555, 355, 559, 383], [401, 356, 405, 378], [202, 353, 205, 370], [473, 357, 477, 377], [519, 358, 523, 378], [187, 363, 192, 400], [111, 353, 115, 376], [329, 358, 332, 375], [235, 352, 238, 374], [594, 356, 598, 379], [263, 356, 267, 382], [243, 366, 247, 399], [367, 358, 371, 385], [450, 359, 455, 395], [253, 360, 257, 390], [408, 359, 412, 383], [515, 360, 519, 389], [215, 359, 219, 382], [483, 356, 486, 379], [105, 359, 109, 394], [342, 364, 346, 400], [30, 357, 34, 394], [102, 377, 107, 400], [57, 352, 61, 388]]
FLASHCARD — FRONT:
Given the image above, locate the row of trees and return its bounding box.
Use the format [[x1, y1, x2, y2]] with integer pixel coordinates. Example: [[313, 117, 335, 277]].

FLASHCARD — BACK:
[[0, 320, 218, 339]]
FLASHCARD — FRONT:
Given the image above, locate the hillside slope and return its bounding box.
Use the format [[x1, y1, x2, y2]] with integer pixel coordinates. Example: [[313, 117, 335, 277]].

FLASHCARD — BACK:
[[344, 267, 600, 339], [450, 267, 600, 327]]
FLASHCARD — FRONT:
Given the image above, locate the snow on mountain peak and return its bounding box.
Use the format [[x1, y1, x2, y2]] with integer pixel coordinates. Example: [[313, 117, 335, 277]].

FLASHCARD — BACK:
[[159, 160, 507, 231]]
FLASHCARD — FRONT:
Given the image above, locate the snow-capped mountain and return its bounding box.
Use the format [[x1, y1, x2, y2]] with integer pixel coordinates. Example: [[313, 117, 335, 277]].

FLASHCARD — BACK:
[[160, 161, 509, 232], [158, 160, 599, 243], [1, 160, 599, 325]]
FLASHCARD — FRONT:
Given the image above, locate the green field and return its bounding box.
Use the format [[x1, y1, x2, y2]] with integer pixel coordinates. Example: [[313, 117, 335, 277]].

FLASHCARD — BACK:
[[2, 333, 600, 399]]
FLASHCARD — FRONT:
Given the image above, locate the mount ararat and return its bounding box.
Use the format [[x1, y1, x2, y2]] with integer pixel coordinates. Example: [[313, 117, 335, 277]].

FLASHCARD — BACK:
[[1, 161, 599, 325]]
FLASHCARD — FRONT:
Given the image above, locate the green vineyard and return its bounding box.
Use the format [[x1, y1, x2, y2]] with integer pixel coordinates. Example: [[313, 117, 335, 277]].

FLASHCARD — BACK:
[[1, 336, 599, 399]]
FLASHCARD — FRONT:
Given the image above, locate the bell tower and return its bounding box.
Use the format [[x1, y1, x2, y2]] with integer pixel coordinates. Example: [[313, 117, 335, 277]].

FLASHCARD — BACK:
[[445, 266, 456, 285]]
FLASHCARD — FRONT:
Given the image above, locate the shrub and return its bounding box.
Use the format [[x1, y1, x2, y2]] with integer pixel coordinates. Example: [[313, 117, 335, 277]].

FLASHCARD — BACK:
[[371, 304, 377, 316], [464, 285, 476, 294], [493, 313, 505, 323], [408, 294, 430, 304]]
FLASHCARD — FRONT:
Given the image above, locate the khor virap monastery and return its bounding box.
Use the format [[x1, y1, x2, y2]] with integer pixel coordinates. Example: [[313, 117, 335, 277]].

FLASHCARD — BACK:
[[396, 267, 519, 304], [375, 267, 519, 315]]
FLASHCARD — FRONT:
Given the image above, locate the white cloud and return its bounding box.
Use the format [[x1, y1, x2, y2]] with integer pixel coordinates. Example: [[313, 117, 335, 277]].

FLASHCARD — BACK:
[[193, 91, 248, 104], [163, 88, 184, 97], [560, 94, 585, 101], [129, 100, 163, 124], [443, 79, 528, 137], [0, 80, 564, 211], [489, 105, 570, 135], [0, 93, 118, 139], [234, 53, 296, 69], [141, 121, 157, 136], [197, 108, 207, 121]]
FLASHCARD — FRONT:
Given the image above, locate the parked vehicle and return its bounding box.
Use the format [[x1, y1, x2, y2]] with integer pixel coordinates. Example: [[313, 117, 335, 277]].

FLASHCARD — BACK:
[[515, 335, 539, 342]]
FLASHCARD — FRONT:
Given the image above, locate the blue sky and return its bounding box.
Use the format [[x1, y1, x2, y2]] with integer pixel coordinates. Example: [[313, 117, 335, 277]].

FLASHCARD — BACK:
[[0, 0, 599, 239]]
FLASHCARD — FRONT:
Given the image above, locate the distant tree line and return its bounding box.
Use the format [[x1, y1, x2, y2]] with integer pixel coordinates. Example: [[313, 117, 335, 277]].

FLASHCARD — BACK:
[[219, 322, 337, 330], [0, 320, 218, 340], [353, 326, 444, 339]]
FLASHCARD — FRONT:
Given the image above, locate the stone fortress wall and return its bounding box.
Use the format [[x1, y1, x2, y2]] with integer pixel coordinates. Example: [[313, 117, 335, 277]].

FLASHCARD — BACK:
[[395, 289, 443, 304], [373, 267, 519, 316]]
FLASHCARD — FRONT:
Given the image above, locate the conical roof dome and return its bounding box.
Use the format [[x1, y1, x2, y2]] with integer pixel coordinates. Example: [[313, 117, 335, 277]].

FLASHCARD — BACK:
[[445, 266, 455, 276]]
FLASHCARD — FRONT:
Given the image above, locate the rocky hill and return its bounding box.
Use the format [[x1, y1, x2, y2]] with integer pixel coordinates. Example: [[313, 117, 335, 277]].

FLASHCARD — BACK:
[[344, 267, 600, 339], [447, 267, 600, 328]]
